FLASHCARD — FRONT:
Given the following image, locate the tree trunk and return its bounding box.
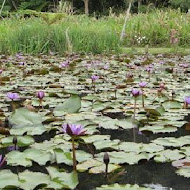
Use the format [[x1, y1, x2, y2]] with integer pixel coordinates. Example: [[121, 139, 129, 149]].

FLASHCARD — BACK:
[[138, 0, 141, 13], [120, 1, 132, 42], [0, 0, 7, 15], [84, 0, 89, 15]]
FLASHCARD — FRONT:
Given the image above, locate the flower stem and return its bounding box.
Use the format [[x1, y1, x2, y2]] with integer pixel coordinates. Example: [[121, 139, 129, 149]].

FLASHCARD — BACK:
[[141, 89, 144, 108], [72, 137, 77, 170], [134, 97, 137, 119]]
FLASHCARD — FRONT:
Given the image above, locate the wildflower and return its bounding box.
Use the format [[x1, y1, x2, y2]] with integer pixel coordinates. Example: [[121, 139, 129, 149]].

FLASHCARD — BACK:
[[0, 70, 3, 74], [7, 92, 19, 101]]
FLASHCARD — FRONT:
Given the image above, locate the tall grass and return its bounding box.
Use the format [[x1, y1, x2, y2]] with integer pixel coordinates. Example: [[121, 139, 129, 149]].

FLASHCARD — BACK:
[[123, 9, 190, 47], [0, 16, 120, 54], [0, 9, 189, 54]]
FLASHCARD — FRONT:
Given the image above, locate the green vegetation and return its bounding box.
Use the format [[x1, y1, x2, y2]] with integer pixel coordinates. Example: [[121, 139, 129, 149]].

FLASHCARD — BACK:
[[0, 15, 120, 54], [0, 10, 189, 54]]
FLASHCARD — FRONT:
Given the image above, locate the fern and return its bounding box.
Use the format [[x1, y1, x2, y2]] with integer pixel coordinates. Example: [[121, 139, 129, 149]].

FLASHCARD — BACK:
[[18, 0, 49, 11]]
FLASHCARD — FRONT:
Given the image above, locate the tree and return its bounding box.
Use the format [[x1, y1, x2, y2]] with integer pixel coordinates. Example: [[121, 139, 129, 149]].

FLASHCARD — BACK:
[[83, 0, 89, 15]]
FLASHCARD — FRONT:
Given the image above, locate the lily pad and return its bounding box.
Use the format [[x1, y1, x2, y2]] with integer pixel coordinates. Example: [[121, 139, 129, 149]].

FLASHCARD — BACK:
[[54, 94, 81, 116]]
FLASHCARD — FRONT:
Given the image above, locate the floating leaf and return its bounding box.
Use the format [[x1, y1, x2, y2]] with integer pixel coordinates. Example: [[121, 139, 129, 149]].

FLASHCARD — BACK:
[[18, 170, 50, 190], [0, 170, 19, 189], [96, 183, 151, 190], [54, 94, 81, 116], [47, 166, 79, 189], [9, 108, 43, 126]]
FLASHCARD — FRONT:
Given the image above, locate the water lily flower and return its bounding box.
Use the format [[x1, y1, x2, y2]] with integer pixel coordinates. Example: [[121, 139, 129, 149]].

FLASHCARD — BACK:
[[139, 81, 147, 88], [60, 61, 69, 68], [91, 75, 99, 81], [132, 89, 141, 118], [131, 89, 141, 97], [37, 90, 45, 100], [19, 62, 25, 66], [7, 92, 19, 101], [184, 96, 190, 108], [139, 82, 147, 107], [0, 155, 5, 167], [159, 83, 165, 89], [103, 65, 109, 70], [62, 124, 86, 136], [62, 123, 86, 170]]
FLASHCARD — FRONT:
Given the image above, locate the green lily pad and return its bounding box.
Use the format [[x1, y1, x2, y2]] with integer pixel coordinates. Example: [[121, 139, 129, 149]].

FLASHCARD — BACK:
[[18, 170, 50, 190], [154, 149, 185, 163], [96, 183, 151, 190], [144, 106, 165, 116], [1, 136, 34, 146], [9, 108, 43, 126], [47, 166, 79, 189], [54, 94, 81, 116], [162, 100, 182, 109], [176, 168, 190, 178], [0, 170, 20, 189]]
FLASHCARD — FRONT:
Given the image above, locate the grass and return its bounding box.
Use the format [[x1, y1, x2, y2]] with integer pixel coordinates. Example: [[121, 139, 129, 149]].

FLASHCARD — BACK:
[[0, 9, 190, 54]]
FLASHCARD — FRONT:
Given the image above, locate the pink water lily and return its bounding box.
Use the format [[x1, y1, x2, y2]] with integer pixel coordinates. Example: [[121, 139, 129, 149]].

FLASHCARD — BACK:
[[62, 124, 86, 136], [7, 92, 19, 101]]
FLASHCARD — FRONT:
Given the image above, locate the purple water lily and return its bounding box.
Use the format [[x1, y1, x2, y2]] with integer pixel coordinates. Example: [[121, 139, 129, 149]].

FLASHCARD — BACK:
[[60, 61, 69, 68], [62, 124, 86, 136], [7, 92, 19, 101], [62, 123, 86, 170], [37, 90, 45, 100], [184, 96, 190, 108], [19, 62, 25, 66], [139, 81, 147, 88], [91, 75, 99, 81], [0, 155, 5, 167], [8, 145, 19, 151], [131, 89, 141, 97], [103, 65, 109, 70]]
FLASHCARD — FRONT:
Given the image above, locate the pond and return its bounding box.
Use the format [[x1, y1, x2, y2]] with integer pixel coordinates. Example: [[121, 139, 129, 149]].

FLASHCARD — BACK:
[[0, 53, 190, 190]]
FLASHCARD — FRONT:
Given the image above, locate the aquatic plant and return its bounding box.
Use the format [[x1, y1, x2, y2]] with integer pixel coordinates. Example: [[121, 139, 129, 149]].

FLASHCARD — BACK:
[[139, 81, 147, 107], [0, 155, 5, 167], [91, 75, 99, 92], [132, 88, 141, 118], [7, 92, 19, 101], [37, 90, 45, 108], [62, 123, 86, 170], [184, 96, 190, 108]]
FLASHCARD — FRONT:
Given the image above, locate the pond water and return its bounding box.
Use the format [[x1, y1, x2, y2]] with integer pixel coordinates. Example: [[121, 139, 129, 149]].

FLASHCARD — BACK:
[[0, 53, 190, 189]]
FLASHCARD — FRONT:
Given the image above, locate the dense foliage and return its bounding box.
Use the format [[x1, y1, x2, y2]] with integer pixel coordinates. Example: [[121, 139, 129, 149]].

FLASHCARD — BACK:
[[1, 0, 190, 15]]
